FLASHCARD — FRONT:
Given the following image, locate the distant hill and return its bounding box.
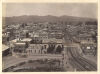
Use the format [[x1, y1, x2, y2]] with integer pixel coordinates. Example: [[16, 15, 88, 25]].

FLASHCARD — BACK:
[[2, 15, 97, 25]]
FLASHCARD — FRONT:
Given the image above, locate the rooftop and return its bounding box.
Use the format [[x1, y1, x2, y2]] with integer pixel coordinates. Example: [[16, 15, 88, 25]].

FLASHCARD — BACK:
[[2, 44, 9, 51], [21, 38, 32, 42], [11, 38, 32, 43], [15, 42, 26, 45], [43, 38, 64, 43]]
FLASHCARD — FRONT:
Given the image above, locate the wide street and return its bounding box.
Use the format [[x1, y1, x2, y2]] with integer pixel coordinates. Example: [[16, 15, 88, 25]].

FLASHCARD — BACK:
[[2, 54, 63, 70]]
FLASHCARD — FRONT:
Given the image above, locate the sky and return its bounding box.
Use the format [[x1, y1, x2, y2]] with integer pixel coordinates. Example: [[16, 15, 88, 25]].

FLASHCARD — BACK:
[[3, 3, 97, 18]]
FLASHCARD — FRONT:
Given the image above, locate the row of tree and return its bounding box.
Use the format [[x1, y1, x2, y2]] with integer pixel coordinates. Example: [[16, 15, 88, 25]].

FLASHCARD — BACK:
[[47, 44, 64, 54]]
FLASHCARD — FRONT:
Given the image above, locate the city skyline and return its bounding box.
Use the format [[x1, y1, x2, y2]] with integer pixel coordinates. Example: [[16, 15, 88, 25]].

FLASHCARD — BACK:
[[2, 3, 97, 72]]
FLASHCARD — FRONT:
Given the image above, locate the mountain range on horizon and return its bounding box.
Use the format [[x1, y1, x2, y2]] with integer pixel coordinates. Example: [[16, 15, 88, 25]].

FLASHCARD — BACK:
[[4, 15, 97, 19], [2, 15, 97, 25]]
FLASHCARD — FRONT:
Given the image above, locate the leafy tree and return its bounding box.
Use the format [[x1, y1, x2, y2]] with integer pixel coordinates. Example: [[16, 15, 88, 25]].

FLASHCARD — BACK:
[[26, 32, 29, 38], [47, 44, 55, 53], [25, 42, 29, 48], [7, 37, 9, 41], [56, 45, 62, 54], [92, 32, 97, 43]]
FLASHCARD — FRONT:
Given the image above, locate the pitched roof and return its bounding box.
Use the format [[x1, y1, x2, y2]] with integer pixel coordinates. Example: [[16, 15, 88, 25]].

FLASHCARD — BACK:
[[2, 44, 9, 51]]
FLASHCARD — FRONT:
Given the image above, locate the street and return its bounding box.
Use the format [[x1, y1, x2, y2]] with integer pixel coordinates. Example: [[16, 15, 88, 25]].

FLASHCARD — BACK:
[[2, 54, 63, 70]]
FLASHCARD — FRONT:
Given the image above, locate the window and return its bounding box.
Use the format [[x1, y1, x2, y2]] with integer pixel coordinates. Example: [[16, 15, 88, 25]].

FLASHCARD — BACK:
[[35, 50, 36, 53]]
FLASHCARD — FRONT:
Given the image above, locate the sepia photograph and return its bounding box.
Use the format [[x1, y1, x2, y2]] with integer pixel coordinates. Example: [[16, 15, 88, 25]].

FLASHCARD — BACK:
[[2, 3, 97, 72]]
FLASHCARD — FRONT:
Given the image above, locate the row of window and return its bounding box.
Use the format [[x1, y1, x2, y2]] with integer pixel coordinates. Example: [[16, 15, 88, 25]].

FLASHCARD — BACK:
[[27, 49, 41, 54]]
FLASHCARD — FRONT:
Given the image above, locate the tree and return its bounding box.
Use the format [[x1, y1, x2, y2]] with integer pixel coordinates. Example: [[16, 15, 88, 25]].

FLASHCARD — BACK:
[[7, 37, 9, 41], [92, 32, 97, 43], [21, 23, 27, 28], [26, 32, 29, 38], [47, 44, 55, 54], [56, 45, 62, 54], [25, 42, 29, 48]]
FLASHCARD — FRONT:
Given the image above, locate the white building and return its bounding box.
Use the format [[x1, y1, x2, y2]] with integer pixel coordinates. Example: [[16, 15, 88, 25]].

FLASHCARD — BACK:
[[26, 44, 48, 55]]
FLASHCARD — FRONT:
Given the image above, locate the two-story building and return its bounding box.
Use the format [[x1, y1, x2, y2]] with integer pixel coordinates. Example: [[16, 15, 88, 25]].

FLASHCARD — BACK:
[[26, 44, 48, 55]]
